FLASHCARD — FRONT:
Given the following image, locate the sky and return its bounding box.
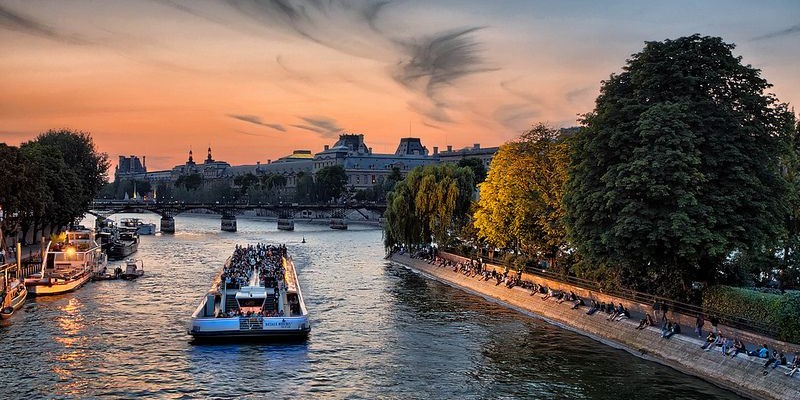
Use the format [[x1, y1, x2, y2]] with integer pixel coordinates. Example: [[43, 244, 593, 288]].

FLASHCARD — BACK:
[[1, 0, 799, 171]]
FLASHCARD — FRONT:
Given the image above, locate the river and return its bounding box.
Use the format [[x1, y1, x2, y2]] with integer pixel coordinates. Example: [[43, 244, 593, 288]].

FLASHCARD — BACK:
[[0, 213, 741, 399]]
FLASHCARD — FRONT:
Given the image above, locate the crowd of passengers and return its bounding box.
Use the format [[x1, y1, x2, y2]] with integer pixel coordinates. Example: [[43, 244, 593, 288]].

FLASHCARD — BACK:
[[404, 247, 800, 378], [216, 244, 287, 318], [221, 243, 287, 289]]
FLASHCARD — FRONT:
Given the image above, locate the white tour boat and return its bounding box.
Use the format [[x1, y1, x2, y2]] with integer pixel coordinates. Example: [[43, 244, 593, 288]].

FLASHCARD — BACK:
[[25, 229, 106, 296], [189, 244, 310, 341]]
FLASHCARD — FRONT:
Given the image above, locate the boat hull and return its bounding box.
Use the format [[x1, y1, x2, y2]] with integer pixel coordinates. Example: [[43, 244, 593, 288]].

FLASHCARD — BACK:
[[108, 241, 138, 260], [26, 273, 91, 296], [136, 224, 156, 235], [189, 316, 310, 341]]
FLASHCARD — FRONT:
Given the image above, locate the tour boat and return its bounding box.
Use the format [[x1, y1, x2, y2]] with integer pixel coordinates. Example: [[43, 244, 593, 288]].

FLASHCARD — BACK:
[[189, 244, 310, 341], [120, 259, 144, 280], [108, 228, 139, 260], [1, 263, 27, 319], [25, 229, 106, 296]]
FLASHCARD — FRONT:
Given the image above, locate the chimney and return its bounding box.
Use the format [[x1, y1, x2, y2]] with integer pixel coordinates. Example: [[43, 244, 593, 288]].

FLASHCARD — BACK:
[[368, 147, 372, 154], [473, 143, 480, 149], [433, 146, 438, 155], [268, 159, 271, 164], [447, 145, 452, 152], [142, 156, 146, 169], [324, 145, 330, 151]]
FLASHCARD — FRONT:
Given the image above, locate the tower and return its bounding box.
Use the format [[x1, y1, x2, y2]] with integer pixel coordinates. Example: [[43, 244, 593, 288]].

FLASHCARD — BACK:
[[206, 146, 214, 163], [188, 148, 194, 164]]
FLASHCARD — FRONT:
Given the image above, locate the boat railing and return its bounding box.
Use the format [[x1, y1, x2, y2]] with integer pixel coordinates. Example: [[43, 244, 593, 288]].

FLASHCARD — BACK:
[[239, 316, 264, 330]]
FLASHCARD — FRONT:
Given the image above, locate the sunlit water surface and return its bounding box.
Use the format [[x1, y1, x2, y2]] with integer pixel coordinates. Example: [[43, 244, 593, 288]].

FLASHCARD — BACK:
[[0, 214, 741, 399]]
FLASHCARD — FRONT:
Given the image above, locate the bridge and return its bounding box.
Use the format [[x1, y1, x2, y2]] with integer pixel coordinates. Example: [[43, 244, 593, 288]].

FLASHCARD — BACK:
[[88, 200, 387, 233]]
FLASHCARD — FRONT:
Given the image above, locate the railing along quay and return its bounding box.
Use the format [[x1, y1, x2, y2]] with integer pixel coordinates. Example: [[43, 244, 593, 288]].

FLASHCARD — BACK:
[[441, 248, 779, 339]]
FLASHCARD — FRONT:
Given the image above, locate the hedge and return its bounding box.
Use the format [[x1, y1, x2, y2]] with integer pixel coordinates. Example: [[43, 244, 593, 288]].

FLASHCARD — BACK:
[[703, 286, 800, 344]]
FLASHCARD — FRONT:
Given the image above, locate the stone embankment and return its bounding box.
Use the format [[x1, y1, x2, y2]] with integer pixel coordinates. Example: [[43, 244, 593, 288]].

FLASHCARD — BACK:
[[390, 253, 800, 400]]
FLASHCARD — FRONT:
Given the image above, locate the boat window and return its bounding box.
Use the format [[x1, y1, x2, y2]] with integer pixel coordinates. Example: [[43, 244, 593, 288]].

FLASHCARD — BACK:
[[237, 298, 264, 308], [45, 253, 56, 269]]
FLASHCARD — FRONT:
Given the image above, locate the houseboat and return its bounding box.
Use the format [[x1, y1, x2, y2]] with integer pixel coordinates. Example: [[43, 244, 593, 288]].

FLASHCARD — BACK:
[[25, 229, 106, 296], [108, 228, 139, 260], [189, 243, 310, 341]]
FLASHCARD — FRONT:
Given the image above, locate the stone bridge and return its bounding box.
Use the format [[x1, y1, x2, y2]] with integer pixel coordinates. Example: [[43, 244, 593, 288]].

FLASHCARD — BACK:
[[88, 200, 387, 233]]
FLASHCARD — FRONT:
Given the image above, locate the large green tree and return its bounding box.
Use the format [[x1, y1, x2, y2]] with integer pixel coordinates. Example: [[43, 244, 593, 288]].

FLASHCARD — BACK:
[[563, 35, 796, 298]]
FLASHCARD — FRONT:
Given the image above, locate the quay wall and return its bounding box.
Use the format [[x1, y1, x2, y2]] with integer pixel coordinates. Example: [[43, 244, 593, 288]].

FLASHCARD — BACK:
[[390, 253, 800, 400]]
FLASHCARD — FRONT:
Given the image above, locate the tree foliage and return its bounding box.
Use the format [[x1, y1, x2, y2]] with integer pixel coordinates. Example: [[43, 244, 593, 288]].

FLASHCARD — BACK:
[[175, 173, 203, 191], [457, 157, 487, 184], [563, 35, 796, 298], [315, 165, 348, 201], [384, 164, 474, 250], [474, 123, 570, 268], [0, 130, 108, 244]]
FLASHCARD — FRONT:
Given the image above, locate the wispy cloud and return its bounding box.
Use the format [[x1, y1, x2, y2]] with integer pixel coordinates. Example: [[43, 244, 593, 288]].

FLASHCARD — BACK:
[[0, 3, 88, 44], [493, 103, 539, 130], [171, 1, 492, 124], [294, 116, 343, 138], [228, 114, 286, 132], [752, 23, 800, 41]]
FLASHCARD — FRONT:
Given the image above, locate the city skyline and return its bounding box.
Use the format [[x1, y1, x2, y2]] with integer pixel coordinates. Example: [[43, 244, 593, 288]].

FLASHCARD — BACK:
[[1, 0, 799, 170]]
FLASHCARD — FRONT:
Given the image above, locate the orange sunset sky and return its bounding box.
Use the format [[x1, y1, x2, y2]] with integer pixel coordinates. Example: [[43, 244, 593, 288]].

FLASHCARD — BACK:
[[1, 0, 799, 172]]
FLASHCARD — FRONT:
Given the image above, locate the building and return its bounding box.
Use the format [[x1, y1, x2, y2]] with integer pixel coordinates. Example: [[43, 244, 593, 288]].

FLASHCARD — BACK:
[[114, 135, 499, 196]]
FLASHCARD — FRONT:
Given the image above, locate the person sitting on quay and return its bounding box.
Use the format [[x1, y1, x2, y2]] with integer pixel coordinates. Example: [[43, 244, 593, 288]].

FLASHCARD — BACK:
[[785, 351, 799, 377], [636, 313, 655, 330], [726, 339, 746, 358], [570, 295, 585, 310], [662, 321, 681, 339], [661, 321, 673, 338], [614, 304, 631, 321], [700, 332, 717, 350], [704, 333, 724, 352], [721, 336, 734, 356], [586, 300, 600, 315], [541, 288, 554, 301]]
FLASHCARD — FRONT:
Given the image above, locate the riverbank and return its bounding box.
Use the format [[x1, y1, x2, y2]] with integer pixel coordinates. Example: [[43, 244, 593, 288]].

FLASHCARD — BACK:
[[390, 253, 800, 400]]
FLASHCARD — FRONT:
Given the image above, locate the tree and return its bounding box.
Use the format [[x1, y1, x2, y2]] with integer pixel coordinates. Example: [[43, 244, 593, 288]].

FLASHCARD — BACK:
[[457, 157, 487, 184], [234, 173, 259, 195], [35, 129, 109, 208], [295, 172, 315, 203], [384, 163, 474, 250], [563, 35, 796, 298], [315, 165, 347, 201], [473, 124, 570, 269], [175, 173, 203, 191]]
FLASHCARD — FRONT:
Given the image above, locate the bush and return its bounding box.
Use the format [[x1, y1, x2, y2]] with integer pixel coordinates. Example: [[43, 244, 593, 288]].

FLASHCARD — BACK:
[[703, 286, 800, 344]]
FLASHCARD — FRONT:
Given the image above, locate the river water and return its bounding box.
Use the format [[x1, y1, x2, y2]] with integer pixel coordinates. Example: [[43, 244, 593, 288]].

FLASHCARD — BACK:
[[0, 214, 741, 399]]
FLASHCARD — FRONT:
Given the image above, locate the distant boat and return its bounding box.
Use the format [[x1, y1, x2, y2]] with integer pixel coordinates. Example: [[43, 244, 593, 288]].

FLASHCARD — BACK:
[[301, 237, 306, 244], [329, 218, 348, 230], [120, 218, 156, 235], [25, 229, 106, 296], [277, 218, 295, 231]]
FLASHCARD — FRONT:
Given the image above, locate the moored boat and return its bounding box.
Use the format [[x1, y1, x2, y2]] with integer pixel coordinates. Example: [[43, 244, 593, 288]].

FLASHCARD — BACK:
[[108, 228, 139, 260], [330, 218, 348, 230], [121, 218, 156, 235], [120, 259, 144, 280], [189, 243, 310, 341], [1, 262, 27, 319], [25, 229, 106, 296]]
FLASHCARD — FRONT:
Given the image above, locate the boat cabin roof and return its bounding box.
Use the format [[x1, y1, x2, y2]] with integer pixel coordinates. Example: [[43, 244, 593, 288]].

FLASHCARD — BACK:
[[235, 286, 268, 300]]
